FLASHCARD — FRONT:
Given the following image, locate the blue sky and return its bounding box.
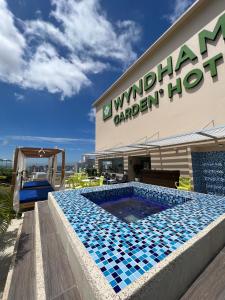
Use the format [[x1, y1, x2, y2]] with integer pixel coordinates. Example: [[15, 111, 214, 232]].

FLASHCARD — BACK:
[[0, 0, 195, 163]]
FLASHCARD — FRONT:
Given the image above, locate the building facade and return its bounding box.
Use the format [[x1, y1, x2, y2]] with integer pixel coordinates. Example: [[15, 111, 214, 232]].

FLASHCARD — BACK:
[[93, 0, 225, 195]]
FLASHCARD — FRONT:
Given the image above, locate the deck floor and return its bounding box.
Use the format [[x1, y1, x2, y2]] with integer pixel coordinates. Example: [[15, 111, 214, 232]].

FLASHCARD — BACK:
[[181, 247, 225, 300], [38, 201, 81, 300], [7, 200, 225, 300], [8, 211, 35, 300]]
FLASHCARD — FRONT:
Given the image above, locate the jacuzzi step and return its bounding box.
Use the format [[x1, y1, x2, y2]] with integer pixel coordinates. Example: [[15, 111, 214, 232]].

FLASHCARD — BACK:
[[36, 201, 81, 300]]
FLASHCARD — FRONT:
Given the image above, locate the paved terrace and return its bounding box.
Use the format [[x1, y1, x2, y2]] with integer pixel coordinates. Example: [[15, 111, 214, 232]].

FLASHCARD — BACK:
[[2, 193, 225, 299]]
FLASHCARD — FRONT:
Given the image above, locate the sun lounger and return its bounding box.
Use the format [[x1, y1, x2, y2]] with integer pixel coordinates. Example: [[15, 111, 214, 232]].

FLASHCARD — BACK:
[[19, 186, 54, 209], [22, 180, 51, 189]]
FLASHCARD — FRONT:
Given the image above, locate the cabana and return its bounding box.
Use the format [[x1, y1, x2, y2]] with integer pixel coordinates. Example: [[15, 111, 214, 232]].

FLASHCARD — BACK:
[[11, 147, 65, 211]]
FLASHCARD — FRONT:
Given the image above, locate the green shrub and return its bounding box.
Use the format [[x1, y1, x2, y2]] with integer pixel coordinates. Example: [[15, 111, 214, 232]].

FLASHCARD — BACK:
[[0, 168, 13, 183], [0, 186, 14, 233]]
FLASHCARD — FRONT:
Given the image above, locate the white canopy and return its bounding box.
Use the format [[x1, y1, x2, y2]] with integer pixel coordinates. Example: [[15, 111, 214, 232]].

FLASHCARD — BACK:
[[86, 124, 225, 157]]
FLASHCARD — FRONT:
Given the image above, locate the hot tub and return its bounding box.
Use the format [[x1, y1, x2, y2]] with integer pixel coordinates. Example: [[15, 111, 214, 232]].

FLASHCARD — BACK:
[[48, 182, 225, 300]]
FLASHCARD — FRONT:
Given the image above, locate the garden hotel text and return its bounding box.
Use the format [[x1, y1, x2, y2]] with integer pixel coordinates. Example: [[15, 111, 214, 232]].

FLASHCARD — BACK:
[[108, 12, 225, 125]]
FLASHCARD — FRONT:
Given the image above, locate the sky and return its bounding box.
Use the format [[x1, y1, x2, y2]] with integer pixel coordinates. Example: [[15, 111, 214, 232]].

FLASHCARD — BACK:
[[0, 0, 195, 164]]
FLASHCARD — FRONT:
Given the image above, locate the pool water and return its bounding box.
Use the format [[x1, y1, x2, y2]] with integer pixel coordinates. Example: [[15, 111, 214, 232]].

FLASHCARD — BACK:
[[100, 196, 170, 223]]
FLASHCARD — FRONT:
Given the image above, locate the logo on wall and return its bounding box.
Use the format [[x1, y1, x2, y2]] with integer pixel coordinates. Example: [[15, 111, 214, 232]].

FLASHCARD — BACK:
[[101, 12, 225, 126], [103, 101, 112, 120]]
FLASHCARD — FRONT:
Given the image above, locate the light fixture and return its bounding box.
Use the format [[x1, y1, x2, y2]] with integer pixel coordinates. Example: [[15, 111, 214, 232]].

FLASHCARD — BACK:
[[38, 148, 46, 157]]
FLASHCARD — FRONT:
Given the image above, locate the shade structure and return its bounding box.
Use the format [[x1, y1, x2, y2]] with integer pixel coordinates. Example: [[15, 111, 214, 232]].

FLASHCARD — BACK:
[[86, 124, 225, 157], [18, 147, 63, 158], [11, 147, 66, 211]]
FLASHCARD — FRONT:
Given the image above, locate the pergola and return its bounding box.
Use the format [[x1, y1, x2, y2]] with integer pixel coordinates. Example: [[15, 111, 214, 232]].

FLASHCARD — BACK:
[[11, 147, 65, 193], [86, 124, 225, 157]]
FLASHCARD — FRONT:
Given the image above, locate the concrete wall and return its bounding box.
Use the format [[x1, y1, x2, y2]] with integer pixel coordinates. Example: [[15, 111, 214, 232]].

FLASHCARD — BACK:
[[95, 0, 225, 151]]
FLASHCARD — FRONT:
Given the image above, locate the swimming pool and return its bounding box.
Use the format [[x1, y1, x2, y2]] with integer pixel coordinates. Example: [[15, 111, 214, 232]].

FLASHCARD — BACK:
[[100, 196, 170, 223], [84, 189, 175, 223], [49, 182, 225, 300]]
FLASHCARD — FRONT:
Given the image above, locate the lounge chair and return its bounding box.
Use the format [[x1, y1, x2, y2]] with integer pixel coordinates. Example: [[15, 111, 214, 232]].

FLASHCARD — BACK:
[[22, 180, 51, 189], [19, 186, 54, 209]]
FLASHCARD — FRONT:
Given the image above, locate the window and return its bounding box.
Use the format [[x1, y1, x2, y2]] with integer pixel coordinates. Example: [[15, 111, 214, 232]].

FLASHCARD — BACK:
[[99, 157, 124, 173]]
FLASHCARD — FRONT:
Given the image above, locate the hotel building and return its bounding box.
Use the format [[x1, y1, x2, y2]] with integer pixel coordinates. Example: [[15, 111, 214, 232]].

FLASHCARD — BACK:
[[92, 0, 225, 195]]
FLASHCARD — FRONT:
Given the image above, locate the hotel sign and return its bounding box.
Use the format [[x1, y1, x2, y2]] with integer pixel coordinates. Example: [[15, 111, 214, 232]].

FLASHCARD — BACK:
[[103, 12, 225, 126], [103, 101, 112, 120]]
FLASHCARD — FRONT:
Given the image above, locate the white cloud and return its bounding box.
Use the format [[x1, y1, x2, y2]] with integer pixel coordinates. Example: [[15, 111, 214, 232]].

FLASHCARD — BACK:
[[166, 0, 196, 24], [8, 135, 94, 143], [50, 0, 140, 64], [14, 92, 25, 101], [2, 139, 9, 146], [24, 19, 69, 49], [22, 44, 92, 98], [0, 0, 25, 83], [88, 108, 96, 122], [0, 0, 141, 98]]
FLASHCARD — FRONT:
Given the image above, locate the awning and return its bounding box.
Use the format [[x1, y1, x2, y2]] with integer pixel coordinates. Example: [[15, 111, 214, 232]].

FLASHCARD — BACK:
[[86, 124, 225, 157]]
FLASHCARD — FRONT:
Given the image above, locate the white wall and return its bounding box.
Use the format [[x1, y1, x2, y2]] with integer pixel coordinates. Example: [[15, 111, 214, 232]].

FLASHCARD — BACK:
[[95, 0, 225, 151]]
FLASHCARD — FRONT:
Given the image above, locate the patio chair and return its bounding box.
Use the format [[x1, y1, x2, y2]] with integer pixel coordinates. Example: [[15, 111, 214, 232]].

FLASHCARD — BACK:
[[99, 176, 104, 186], [66, 175, 83, 189], [116, 173, 128, 183], [89, 176, 105, 187], [65, 177, 74, 189], [175, 177, 192, 191], [74, 181, 85, 189]]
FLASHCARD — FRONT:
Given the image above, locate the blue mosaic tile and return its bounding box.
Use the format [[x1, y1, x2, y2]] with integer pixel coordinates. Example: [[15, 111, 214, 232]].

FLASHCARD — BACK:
[[52, 182, 225, 293], [192, 151, 225, 195]]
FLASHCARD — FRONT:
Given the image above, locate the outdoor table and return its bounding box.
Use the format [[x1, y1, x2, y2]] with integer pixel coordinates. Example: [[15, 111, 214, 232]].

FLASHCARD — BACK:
[[106, 179, 117, 184], [81, 179, 91, 183]]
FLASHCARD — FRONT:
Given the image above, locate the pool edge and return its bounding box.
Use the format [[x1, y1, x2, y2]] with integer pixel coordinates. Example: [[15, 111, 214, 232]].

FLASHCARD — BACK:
[[119, 210, 225, 300], [48, 192, 119, 300], [48, 191, 225, 300]]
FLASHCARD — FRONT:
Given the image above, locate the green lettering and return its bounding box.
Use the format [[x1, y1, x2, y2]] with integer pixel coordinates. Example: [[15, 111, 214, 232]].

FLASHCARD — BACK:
[[132, 104, 140, 116], [114, 115, 120, 125], [183, 68, 203, 90], [125, 108, 132, 119], [139, 97, 148, 112], [144, 72, 156, 91], [119, 112, 125, 122], [132, 79, 143, 99], [123, 87, 133, 103], [114, 96, 124, 111], [199, 12, 225, 55], [157, 56, 173, 82], [203, 53, 223, 77], [175, 45, 198, 71], [168, 78, 182, 98], [147, 92, 159, 108]]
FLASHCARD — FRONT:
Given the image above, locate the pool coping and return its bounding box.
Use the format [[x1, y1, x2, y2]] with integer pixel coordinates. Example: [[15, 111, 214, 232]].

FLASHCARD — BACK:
[[118, 211, 225, 299], [48, 183, 225, 299], [48, 192, 119, 300]]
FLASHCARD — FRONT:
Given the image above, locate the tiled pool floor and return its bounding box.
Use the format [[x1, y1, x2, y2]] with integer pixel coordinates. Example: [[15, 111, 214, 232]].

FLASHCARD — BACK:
[[52, 182, 225, 293], [94, 196, 170, 223]]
